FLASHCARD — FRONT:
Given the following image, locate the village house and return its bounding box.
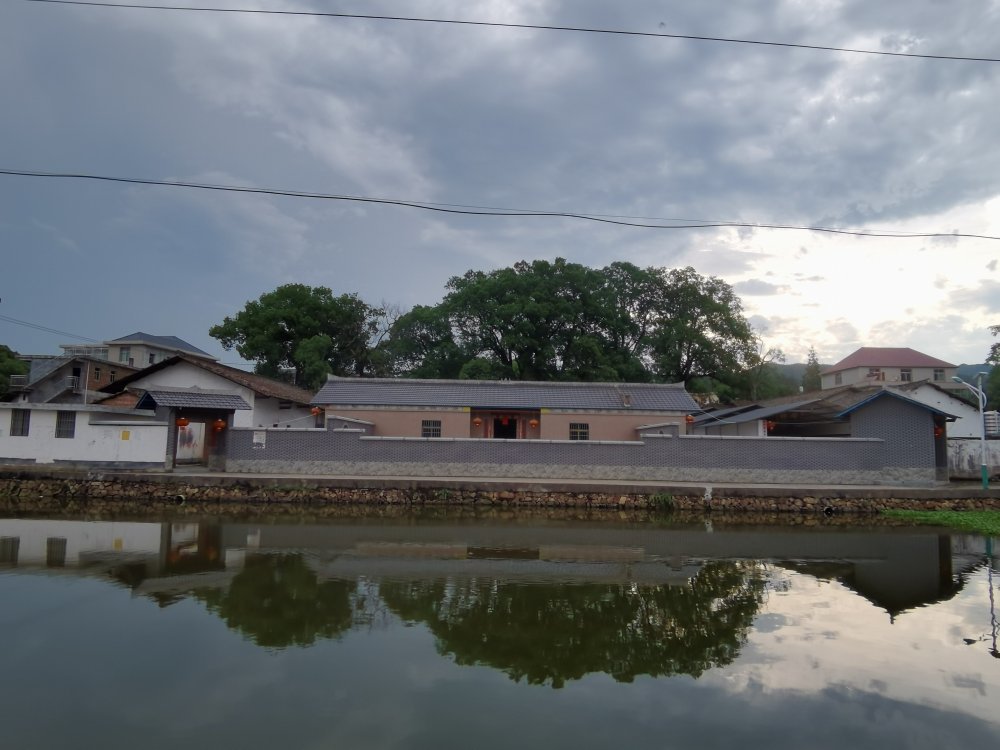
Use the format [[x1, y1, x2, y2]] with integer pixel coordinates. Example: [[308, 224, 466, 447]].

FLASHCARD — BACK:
[[821, 347, 957, 389], [311, 376, 700, 441]]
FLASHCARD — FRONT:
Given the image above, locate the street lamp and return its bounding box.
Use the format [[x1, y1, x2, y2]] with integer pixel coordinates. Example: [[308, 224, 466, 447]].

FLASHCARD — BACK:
[[953, 373, 990, 490]]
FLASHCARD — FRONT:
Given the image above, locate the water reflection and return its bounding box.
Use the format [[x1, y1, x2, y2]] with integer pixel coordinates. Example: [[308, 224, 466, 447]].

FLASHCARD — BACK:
[[2, 514, 999, 748], [380, 561, 766, 686]]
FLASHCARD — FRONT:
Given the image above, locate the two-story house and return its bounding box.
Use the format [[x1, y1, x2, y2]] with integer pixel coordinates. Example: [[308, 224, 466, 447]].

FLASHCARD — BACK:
[[821, 347, 957, 390]]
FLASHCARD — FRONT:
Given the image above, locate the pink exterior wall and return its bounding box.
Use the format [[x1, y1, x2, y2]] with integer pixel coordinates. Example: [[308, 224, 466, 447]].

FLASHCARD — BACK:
[[540, 412, 686, 441], [326, 407, 472, 437], [327, 406, 686, 441]]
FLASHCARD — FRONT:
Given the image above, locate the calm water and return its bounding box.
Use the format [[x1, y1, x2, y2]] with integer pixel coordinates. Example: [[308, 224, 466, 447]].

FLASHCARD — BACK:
[[1, 513, 998, 749]]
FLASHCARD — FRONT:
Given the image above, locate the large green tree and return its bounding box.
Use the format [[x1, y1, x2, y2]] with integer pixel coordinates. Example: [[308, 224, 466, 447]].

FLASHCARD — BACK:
[[986, 325, 1000, 409], [647, 267, 755, 386], [384, 259, 754, 386], [209, 284, 384, 389], [0, 344, 28, 398]]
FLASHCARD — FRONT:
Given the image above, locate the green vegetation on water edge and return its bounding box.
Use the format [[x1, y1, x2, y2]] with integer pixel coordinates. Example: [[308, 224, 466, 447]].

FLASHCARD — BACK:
[[882, 510, 1000, 535]]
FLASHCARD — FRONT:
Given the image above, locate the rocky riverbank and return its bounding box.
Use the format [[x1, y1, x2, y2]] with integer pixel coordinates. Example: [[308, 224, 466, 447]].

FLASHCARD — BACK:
[[2, 469, 1000, 517]]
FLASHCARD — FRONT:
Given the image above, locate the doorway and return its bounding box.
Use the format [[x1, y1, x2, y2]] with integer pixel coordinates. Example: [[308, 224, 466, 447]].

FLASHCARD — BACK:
[[492, 417, 518, 439]]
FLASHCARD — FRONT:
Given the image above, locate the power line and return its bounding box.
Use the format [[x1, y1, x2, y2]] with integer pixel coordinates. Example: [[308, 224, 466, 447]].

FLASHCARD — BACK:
[[0, 313, 100, 342], [3, 168, 997, 241], [23, 0, 1000, 64], [2, 167, 997, 241]]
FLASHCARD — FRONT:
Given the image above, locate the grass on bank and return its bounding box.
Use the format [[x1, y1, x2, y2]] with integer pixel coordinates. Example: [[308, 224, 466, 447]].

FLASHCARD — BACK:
[[882, 510, 1000, 536]]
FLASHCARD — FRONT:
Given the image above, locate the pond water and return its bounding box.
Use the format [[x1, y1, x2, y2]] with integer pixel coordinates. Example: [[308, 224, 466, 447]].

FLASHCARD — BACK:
[[1, 512, 998, 748]]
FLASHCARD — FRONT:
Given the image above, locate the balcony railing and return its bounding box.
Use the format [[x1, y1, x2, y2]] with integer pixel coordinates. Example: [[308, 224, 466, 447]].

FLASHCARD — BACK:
[[63, 376, 81, 392], [8, 374, 28, 388]]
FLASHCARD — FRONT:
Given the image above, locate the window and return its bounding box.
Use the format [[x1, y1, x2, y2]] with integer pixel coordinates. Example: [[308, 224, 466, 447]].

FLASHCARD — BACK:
[[55, 411, 76, 439], [900, 368, 912, 382], [569, 422, 590, 441], [834, 373, 842, 386], [9, 409, 29, 437], [118, 346, 131, 364], [867, 367, 885, 381], [421, 420, 442, 438], [278, 400, 293, 410], [110, 370, 117, 383], [46, 537, 67, 568], [0, 537, 19, 565], [148, 353, 156, 365], [94, 367, 101, 383], [933, 368, 945, 381]]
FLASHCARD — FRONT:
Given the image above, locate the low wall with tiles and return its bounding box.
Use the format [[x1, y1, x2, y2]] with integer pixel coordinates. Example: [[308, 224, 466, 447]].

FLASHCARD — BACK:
[[225, 428, 937, 486]]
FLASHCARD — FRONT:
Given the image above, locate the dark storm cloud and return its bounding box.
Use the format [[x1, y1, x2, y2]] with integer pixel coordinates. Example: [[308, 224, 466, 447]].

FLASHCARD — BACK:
[[2, 0, 998, 360]]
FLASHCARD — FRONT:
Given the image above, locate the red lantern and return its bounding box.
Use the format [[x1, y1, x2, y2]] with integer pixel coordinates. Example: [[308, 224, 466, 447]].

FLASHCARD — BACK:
[[310, 406, 322, 416], [685, 414, 695, 424], [934, 425, 944, 439], [212, 418, 227, 432], [529, 418, 539, 428], [472, 417, 483, 427], [175, 417, 189, 427], [765, 420, 777, 432], [501, 417, 509, 426]]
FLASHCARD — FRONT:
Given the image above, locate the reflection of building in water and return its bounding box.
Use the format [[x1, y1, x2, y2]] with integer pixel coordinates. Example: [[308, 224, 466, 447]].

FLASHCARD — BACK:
[[0, 519, 229, 599], [1, 517, 994, 619]]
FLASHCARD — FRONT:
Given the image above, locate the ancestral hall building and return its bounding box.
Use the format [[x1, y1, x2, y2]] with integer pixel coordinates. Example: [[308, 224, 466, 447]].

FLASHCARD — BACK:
[[311, 377, 700, 441]]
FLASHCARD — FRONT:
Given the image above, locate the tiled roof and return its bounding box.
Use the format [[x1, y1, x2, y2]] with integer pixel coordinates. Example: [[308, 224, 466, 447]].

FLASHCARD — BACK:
[[109, 332, 215, 359], [136, 389, 251, 410], [825, 347, 955, 375], [313, 377, 699, 412], [100, 355, 315, 405]]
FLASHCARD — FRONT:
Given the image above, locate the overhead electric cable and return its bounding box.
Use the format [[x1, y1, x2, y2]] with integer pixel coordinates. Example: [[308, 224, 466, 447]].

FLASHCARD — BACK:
[[0, 313, 100, 342], [2, 168, 997, 241], [22, 0, 1000, 64]]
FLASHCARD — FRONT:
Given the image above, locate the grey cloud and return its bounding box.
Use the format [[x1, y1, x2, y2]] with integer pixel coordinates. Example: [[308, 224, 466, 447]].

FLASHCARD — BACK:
[[734, 279, 786, 296], [987, 260, 997, 272], [951, 281, 1000, 313]]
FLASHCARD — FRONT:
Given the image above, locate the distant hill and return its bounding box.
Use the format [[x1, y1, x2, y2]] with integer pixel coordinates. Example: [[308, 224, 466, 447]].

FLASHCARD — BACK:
[[956, 363, 994, 382]]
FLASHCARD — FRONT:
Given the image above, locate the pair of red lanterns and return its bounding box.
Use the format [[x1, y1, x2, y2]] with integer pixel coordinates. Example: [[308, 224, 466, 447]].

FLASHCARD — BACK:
[[175, 416, 227, 432]]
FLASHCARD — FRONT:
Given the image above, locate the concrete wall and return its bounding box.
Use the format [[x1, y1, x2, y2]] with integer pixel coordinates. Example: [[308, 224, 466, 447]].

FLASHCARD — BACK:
[[948, 439, 1000, 480], [252, 396, 315, 430], [0, 405, 168, 468], [223, 426, 937, 484]]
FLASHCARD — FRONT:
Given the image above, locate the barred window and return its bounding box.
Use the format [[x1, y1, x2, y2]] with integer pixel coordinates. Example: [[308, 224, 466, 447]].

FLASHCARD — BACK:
[[9, 409, 30, 437], [900, 368, 912, 382], [421, 420, 442, 438], [569, 422, 590, 441], [55, 411, 76, 439]]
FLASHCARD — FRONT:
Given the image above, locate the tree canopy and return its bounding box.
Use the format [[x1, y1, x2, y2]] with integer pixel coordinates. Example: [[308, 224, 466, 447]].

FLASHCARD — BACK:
[[0, 345, 28, 398], [208, 261, 764, 395], [384, 259, 758, 389], [801, 347, 822, 392], [209, 284, 385, 389]]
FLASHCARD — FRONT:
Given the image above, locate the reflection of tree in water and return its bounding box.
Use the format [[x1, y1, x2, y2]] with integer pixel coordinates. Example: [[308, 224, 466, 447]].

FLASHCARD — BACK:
[[380, 561, 767, 687], [194, 554, 355, 648]]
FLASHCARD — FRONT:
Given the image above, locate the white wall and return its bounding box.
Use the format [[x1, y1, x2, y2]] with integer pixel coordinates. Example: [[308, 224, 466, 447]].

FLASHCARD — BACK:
[[0, 519, 163, 566], [126, 362, 258, 427], [892, 384, 981, 438], [252, 396, 315, 429], [0, 406, 167, 465]]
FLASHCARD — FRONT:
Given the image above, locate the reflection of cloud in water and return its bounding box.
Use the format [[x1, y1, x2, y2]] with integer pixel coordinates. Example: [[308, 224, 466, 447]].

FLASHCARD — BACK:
[[708, 570, 1000, 725]]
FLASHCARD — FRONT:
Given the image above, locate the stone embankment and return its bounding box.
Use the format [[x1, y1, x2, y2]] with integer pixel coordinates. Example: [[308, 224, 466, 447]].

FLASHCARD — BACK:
[[2, 469, 1000, 517]]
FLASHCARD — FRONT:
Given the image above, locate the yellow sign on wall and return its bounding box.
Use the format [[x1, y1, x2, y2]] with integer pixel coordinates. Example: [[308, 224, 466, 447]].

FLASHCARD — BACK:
[[121, 430, 131, 441]]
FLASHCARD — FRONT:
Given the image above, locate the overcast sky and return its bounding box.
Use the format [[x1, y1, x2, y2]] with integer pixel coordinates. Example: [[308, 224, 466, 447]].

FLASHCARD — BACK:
[[2, 0, 999, 368]]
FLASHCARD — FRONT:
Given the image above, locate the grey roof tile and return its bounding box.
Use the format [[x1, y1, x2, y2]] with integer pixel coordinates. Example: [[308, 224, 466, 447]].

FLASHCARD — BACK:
[[313, 377, 699, 412], [139, 390, 251, 410]]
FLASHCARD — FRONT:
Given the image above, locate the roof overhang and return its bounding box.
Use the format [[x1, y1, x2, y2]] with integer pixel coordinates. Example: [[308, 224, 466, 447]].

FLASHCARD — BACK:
[[136, 389, 251, 411]]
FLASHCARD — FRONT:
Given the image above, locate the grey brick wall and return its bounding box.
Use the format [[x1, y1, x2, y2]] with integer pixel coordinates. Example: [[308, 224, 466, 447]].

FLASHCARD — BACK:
[[225, 425, 936, 485], [850, 397, 935, 468]]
